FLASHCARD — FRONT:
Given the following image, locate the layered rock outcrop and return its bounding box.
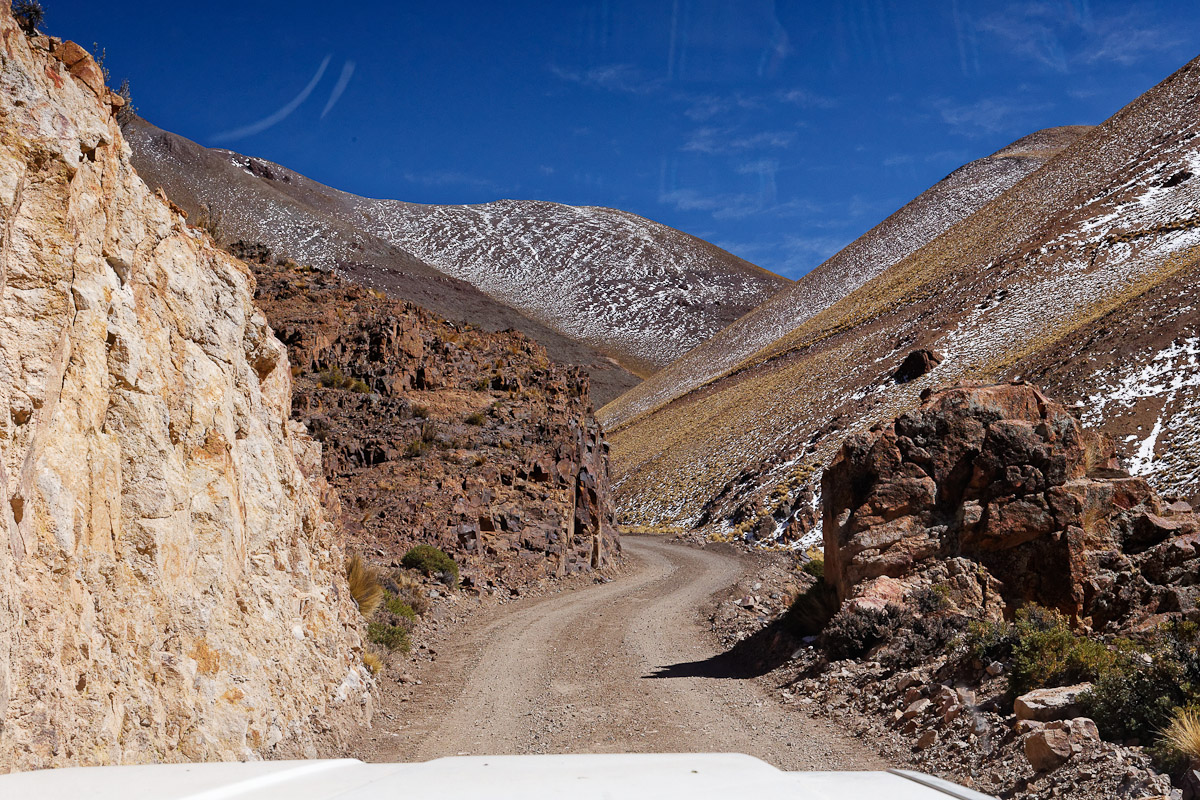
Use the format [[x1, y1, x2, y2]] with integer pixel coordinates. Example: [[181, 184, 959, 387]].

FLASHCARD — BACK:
[[823, 383, 1199, 629], [247, 252, 618, 590], [0, 11, 367, 770]]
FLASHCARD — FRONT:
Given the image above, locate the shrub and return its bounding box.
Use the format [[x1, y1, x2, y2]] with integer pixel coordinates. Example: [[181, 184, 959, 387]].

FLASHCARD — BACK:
[[401, 545, 458, 585], [801, 547, 824, 581], [1008, 606, 1118, 696], [362, 651, 383, 675], [411, 404, 430, 419], [345, 554, 383, 618], [1082, 622, 1200, 743], [13, 1, 43, 34], [385, 595, 418, 620], [115, 78, 136, 125], [822, 604, 904, 661], [317, 366, 371, 393], [465, 410, 486, 426], [405, 438, 428, 458], [783, 580, 840, 638], [386, 570, 429, 615], [965, 618, 1017, 664], [880, 588, 967, 671], [1162, 707, 1200, 763], [368, 621, 410, 653]]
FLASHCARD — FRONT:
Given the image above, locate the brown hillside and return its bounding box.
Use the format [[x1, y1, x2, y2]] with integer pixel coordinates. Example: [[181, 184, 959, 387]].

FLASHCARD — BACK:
[[246, 247, 619, 591], [600, 126, 1090, 429], [607, 55, 1200, 544]]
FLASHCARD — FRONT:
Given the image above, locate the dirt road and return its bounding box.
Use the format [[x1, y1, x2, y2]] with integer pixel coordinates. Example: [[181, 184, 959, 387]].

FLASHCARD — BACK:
[[348, 535, 885, 770]]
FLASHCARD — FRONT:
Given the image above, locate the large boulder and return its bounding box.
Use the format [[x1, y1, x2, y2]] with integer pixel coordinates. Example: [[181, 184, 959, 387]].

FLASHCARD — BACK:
[[1014, 684, 1092, 722], [823, 383, 1199, 628]]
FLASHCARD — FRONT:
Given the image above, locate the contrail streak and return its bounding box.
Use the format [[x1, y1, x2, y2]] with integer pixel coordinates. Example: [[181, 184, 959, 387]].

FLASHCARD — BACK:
[[213, 55, 332, 142], [321, 60, 356, 119]]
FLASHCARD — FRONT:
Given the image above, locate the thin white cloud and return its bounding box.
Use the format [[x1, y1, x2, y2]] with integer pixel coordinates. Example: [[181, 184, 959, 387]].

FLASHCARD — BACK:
[[213, 55, 332, 142], [777, 88, 837, 109], [683, 126, 796, 154], [932, 96, 1051, 137], [973, 3, 1180, 73], [321, 60, 356, 119], [550, 63, 663, 95]]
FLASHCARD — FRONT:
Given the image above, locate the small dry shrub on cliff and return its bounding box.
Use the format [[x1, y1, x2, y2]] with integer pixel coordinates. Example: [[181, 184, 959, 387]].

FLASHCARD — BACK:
[[880, 588, 967, 670], [465, 410, 487, 426], [346, 554, 384, 618], [13, 0, 43, 34], [362, 651, 383, 675], [318, 366, 369, 393], [801, 546, 824, 581]]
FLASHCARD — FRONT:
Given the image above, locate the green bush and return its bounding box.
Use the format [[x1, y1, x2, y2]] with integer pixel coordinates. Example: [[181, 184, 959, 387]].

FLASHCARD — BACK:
[[802, 555, 824, 581], [465, 410, 486, 426], [401, 545, 459, 585], [368, 621, 410, 653], [385, 595, 418, 620], [1008, 606, 1118, 696], [1082, 622, 1200, 743]]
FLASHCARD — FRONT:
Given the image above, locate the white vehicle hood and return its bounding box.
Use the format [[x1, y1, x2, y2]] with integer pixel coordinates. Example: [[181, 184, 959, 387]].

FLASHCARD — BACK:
[[0, 752, 996, 799]]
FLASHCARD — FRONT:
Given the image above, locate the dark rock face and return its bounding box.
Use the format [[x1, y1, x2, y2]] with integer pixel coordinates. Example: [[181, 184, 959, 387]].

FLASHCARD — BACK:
[[893, 349, 943, 384], [823, 383, 1199, 629], [248, 251, 619, 591]]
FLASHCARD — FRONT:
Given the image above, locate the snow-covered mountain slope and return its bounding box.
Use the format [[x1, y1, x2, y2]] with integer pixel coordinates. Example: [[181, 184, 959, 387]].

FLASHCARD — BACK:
[[605, 55, 1200, 543], [123, 117, 640, 404], [600, 126, 1090, 430], [122, 119, 788, 401], [355, 199, 786, 376]]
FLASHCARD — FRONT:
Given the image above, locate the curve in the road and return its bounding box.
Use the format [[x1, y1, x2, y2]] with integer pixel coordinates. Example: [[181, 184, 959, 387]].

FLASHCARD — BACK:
[[355, 535, 885, 771]]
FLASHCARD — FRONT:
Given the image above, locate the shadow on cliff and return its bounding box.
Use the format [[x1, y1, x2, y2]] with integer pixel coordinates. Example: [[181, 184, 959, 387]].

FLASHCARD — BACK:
[[643, 615, 803, 680]]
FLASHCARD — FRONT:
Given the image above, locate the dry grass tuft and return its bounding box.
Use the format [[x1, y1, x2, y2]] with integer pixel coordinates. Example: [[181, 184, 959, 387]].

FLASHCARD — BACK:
[[1162, 707, 1200, 762], [362, 651, 383, 675], [346, 554, 384, 618]]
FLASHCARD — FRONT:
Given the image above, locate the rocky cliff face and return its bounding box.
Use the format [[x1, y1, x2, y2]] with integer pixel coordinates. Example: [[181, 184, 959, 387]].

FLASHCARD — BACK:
[[245, 248, 619, 590], [0, 12, 367, 770], [824, 384, 1199, 631]]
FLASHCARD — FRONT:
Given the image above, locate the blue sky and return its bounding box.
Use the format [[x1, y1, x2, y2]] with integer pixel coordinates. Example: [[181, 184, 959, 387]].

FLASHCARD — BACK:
[[47, 1, 1200, 279]]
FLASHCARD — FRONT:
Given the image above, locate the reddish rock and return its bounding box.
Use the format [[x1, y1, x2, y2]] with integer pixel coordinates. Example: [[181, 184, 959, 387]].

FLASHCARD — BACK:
[[51, 39, 89, 66], [823, 383, 1199, 628], [68, 59, 105, 94], [893, 349, 943, 384], [1024, 727, 1073, 771]]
